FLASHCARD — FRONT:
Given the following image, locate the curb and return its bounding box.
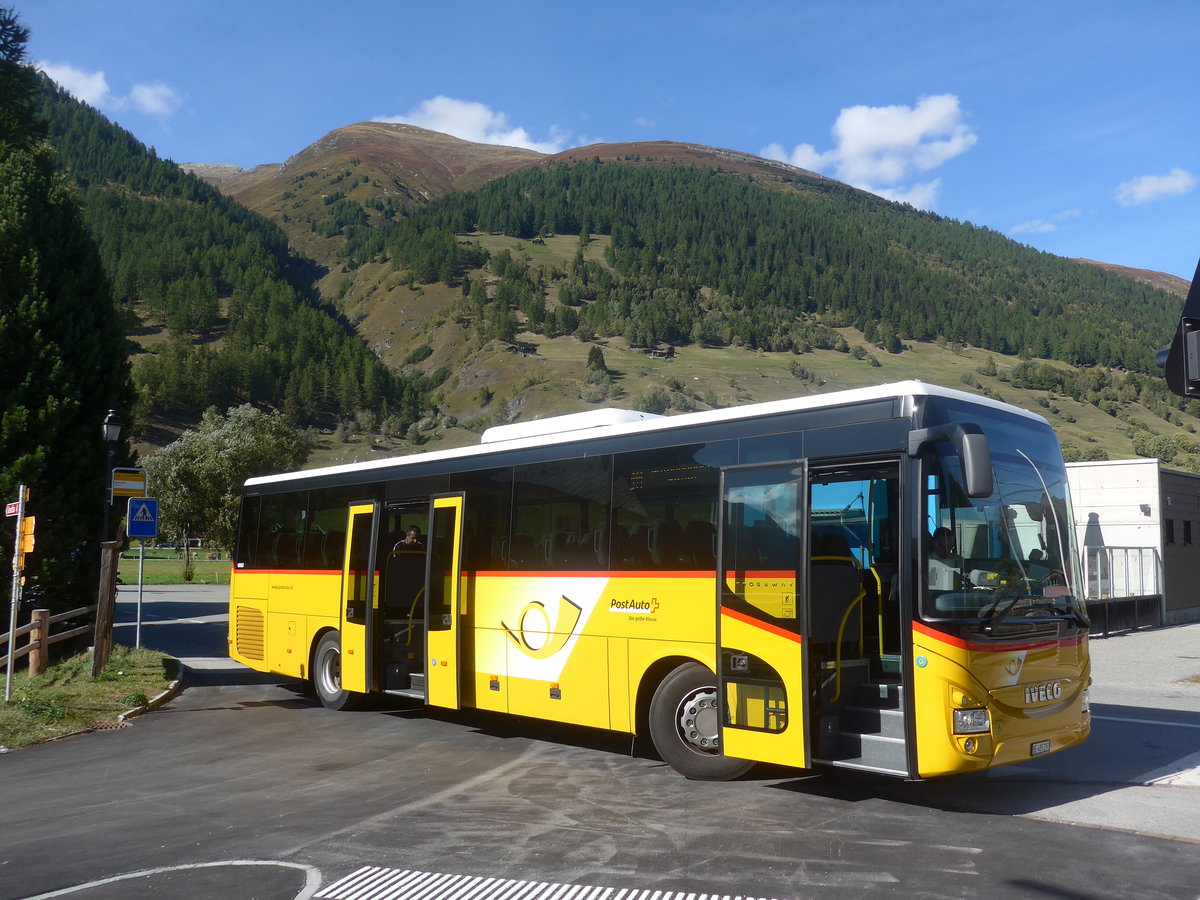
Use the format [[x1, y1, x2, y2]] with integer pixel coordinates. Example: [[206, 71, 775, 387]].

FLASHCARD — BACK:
[[117, 664, 186, 723]]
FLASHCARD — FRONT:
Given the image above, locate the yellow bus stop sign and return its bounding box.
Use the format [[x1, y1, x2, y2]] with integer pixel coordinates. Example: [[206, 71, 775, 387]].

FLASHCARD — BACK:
[[111, 467, 147, 498]]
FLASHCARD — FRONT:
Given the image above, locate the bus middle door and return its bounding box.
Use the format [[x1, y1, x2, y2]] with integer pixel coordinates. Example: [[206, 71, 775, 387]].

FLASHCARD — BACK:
[[717, 463, 810, 769], [340, 501, 380, 694], [424, 494, 465, 709]]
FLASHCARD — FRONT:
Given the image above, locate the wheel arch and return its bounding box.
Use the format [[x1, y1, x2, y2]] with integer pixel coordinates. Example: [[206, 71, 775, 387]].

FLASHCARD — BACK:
[[634, 654, 712, 738], [308, 624, 339, 683]]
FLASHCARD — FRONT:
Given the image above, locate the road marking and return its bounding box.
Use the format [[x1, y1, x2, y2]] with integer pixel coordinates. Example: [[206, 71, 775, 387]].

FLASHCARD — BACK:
[[316, 867, 784, 900], [23, 860, 322, 899], [1092, 714, 1200, 730], [1139, 748, 1200, 786]]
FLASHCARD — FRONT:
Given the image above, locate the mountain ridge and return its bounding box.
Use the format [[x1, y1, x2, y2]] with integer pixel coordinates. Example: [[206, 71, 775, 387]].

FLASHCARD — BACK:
[[41, 88, 1198, 471], [184, 122, 1186, 301]]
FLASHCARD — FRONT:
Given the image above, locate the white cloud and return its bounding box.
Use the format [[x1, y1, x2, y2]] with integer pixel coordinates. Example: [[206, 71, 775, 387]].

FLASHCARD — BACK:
[[1009, 208, 1082, 235], [762, 140, 831, 172], [375, 96, 569, 153], [37, 61, 112, 107], [875, 179, 942, 209], [129, 82, 182, 117], [1114, 168, 1196, 207], [761, 94, 977, 210], [38, 60, 182, 119]]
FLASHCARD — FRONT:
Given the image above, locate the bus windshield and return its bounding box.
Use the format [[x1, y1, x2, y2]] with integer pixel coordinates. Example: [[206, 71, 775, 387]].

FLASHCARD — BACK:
[[920, 402, 1088, 632]]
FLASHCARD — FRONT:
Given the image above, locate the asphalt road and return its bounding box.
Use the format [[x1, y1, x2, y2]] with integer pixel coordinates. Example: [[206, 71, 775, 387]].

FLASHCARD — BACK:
[[0, 585, 1196, 900]]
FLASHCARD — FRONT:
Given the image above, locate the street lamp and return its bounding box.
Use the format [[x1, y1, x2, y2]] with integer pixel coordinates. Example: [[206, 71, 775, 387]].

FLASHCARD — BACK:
[[100, 409, 123, 542]]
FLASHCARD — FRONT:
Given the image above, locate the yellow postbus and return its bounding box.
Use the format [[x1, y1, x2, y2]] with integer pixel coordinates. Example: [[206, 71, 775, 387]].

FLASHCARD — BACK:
[[229, 381, 1090, 780]]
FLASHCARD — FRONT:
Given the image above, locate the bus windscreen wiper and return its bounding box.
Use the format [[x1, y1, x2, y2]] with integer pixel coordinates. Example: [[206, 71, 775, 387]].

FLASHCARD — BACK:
[[1050, 595, 1090, 629], [979, 595, 1027, 635]]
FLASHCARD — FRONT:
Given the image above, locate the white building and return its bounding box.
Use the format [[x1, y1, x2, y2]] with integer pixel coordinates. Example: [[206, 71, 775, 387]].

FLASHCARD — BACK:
[[1066, 458, 1200, 625]]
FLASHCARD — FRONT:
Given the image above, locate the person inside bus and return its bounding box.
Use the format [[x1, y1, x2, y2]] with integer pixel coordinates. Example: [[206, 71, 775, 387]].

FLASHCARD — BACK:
[[928, 527, 961, 591], [401, 525, 424, 550]]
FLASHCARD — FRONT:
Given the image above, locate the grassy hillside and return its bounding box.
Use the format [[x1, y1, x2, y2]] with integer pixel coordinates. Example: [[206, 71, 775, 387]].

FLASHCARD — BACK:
[[303, 235, 1198, 472]]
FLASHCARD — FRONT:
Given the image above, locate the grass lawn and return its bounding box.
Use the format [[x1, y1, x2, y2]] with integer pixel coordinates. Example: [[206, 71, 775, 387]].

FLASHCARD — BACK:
[[0, 645, 177, 750], [118, 552, 231, 585]]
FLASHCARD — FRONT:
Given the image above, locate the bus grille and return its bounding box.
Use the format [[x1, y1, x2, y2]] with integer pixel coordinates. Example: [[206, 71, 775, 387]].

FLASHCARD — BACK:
[[235, 606, 265, 660]]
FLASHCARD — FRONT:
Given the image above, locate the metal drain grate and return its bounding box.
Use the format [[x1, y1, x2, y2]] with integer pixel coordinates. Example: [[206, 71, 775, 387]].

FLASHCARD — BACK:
[[316, 867, 782, 900]]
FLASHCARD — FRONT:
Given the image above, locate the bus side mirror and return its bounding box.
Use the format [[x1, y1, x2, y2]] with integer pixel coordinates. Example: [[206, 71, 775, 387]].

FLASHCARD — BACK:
[[959, 432, 993, 499], [1159, 256, 1200, 398], [908, 423, 993, 499], [1158, 318, 1200, 398]]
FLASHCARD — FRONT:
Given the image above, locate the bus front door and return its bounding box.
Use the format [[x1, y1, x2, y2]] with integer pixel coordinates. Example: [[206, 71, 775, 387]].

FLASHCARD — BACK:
[[717, 463, 810, 769], [340, 501, 380, 694], [424, 494, 465, 709]]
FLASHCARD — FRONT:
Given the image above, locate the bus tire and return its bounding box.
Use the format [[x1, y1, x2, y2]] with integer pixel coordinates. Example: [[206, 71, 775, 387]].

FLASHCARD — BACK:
[[648, 662, 754, 781], [313, 631, 363, 711]]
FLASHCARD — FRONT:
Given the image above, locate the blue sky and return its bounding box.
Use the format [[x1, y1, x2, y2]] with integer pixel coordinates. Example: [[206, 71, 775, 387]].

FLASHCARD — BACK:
[[18, 0, 1200, 279]]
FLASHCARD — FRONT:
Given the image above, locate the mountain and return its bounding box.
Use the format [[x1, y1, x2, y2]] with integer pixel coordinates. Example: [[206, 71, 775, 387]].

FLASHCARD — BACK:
[[39, 88, 1200, 471], [1075, 259, 1190, 299], [37, 78, 443, 445]]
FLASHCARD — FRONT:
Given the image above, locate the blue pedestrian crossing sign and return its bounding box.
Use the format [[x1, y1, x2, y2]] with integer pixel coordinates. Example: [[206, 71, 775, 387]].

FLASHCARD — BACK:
[[127, 497, 159, 539]]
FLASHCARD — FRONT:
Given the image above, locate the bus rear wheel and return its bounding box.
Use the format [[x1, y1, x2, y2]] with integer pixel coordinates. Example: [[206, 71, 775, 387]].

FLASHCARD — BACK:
[[648, 662, 754, 781], [313, 631, 363, 711]]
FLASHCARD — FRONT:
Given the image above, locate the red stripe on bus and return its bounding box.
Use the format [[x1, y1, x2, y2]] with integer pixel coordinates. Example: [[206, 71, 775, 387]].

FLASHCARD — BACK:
[[235, 568, 342, 575], [474, 569, 717, 578], [913, 619, 1086, 652], [721, 606, 802, 644]]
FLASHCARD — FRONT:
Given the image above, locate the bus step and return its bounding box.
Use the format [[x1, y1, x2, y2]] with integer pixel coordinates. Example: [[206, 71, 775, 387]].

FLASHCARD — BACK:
[[383, 687, 425, 700], [831, 731, 907, 773], [841, 704, 905, 740], [857, 680, 902, 709]]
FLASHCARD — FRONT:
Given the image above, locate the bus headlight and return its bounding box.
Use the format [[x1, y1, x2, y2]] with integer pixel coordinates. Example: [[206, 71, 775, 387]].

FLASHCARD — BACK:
[[953, 708, 991, 734]]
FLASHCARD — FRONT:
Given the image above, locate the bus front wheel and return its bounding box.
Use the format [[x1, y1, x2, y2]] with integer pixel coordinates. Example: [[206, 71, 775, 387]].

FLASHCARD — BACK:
[[313, 631, 363, 711], [648, 662, 754, 781]]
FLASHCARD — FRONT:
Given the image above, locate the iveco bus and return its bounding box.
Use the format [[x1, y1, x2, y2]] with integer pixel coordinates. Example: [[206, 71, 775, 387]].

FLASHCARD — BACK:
[[229, 381, 1090, 780]]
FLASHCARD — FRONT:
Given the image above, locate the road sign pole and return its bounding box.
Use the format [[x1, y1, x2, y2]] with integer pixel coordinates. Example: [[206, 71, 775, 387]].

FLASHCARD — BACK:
[[125, 497, 158, 651], [136, 542, 145, 648], [5, 484, 27, 703]]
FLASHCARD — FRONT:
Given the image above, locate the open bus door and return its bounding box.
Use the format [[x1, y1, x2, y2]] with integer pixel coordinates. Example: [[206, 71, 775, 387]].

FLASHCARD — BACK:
[[716, 463, 810, 769], [340, 501, 380, 694], [424, 494, 465, 709]]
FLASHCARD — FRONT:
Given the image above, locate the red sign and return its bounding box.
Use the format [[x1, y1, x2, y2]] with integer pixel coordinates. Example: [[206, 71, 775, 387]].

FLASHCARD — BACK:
[[5, 501, 19, 517]]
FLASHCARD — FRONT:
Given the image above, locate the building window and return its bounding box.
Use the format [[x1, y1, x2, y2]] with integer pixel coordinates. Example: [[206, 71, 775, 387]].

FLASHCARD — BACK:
[[1185, 520, 1193, 546], [1165, 518, 1175, 546]]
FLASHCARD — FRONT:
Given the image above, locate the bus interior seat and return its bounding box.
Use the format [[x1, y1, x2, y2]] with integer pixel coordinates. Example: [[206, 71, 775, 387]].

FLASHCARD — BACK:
[[383, 549, 425, 617], [809, 533, 863, 651], [684, 520, 717, 568], [620, 524, 652, 568], [322, 532, 345, 569], [271, 529, 299, 568], [302, 527, 327, 568], [509, 534, 536, 569], [651, 515, 685, 567]]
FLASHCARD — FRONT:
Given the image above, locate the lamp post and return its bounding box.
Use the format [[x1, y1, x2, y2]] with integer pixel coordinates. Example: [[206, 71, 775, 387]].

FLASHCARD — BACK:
[[100, 409, 123, 542]]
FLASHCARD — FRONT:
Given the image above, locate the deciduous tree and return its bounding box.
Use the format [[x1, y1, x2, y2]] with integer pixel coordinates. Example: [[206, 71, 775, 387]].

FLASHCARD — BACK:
[[143, 405, 309, 560]]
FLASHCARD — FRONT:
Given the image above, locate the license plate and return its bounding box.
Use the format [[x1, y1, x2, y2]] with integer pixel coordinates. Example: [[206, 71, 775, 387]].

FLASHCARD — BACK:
[[1031, 740, 1051, 756]]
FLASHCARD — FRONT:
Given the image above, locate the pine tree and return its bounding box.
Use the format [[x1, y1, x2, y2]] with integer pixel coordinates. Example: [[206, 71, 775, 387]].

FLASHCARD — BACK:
[[1, 6, 133, 610]]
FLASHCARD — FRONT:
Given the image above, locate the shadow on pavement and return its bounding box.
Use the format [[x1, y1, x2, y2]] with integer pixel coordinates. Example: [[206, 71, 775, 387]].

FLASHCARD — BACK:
[[766, 701, 1200, 818]]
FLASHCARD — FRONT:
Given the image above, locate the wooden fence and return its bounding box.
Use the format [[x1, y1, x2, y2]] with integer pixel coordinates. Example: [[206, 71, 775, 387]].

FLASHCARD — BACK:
[[1, 604, 97, 677], [2, 538, 121, 685]]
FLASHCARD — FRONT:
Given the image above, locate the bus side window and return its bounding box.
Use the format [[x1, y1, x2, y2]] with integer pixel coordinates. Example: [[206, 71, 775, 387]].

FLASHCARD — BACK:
[[512, 457, 611, 572], [235, 496, 261, 569], [257, 492, 308, 570]]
